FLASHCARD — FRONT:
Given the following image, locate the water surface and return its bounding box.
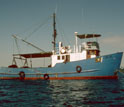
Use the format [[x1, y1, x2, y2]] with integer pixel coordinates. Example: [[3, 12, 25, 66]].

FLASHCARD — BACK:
[[0, 74, 124, 107]]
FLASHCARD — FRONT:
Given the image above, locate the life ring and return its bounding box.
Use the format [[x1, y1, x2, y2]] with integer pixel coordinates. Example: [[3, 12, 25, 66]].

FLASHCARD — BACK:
[[76, 66, 82, 73], [44, 74, 49, 80], [19, 71, 25, 79]]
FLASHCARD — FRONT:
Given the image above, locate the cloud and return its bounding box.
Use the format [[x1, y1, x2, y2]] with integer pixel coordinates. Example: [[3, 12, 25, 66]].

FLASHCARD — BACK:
[[99, 35, 124, 67], [99, 36, 124, 51]]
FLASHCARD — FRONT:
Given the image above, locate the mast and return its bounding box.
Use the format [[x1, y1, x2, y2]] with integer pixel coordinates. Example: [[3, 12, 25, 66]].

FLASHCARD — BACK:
[[53, 13, 57, 54]]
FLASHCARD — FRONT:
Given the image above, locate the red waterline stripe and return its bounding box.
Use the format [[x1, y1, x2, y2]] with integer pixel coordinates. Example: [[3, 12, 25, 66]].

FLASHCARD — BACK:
[[0, 75, 118, 80]]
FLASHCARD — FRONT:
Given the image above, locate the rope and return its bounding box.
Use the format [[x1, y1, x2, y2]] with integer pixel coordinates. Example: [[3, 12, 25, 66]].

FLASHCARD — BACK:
[[14, 39, 23, 65], [56, 17, 71, 47], [25, 15, 51, 40]]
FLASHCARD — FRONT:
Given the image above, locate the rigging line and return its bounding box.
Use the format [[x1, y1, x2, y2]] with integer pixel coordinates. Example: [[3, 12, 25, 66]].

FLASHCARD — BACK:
[[12, 38, 15, 55], [81, 8, 85, 28], [14, 38, 23, 65], [12, 35, 45, 52], [15, 39, 21, 55], [56, 17, 71, 46], [16, 15, 51, 39], [25, 15, 52, 40]]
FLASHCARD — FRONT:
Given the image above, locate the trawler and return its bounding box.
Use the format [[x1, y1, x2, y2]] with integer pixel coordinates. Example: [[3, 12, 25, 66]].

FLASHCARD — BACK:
[[0, 13, 123, 80]]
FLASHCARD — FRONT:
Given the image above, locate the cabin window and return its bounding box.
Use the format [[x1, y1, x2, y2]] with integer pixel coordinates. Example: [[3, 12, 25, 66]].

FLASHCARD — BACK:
[[66, 55, 70, 62], [62, 56, 65, 60], [90, 51, 92, 54], [88, 46, 91, 48], [90, 51, 95, 55], [94, 51, 96, 55], [87, 51, 90, 55], [57, 56, 60, 60]]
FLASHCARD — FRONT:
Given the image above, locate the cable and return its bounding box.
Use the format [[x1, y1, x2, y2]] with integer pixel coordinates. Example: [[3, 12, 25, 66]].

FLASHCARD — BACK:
[[14, 38, 23, 65], [25, 15, 51, 40], [56, 17, 71, 46]]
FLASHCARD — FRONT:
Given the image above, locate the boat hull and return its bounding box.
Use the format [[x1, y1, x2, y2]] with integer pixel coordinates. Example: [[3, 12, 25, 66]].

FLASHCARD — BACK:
[[0, 52, 123, 80]]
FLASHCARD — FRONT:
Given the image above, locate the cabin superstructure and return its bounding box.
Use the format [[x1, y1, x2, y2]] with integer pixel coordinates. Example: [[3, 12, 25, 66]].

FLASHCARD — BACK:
[[51, 33, 101, 67], [77, 34, 101, 59]]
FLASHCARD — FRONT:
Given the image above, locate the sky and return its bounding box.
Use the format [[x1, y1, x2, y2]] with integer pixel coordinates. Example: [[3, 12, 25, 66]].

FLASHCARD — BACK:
[[0, 0, 124, 67]]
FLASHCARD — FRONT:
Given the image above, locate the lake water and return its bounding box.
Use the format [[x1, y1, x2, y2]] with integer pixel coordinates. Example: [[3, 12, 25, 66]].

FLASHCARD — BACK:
[[0, 73, 124, 107]]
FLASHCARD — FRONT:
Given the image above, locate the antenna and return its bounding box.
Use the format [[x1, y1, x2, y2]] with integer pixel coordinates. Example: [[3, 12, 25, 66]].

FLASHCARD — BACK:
[[81, 8, 85, 27], [55, 4, 58, 14]]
